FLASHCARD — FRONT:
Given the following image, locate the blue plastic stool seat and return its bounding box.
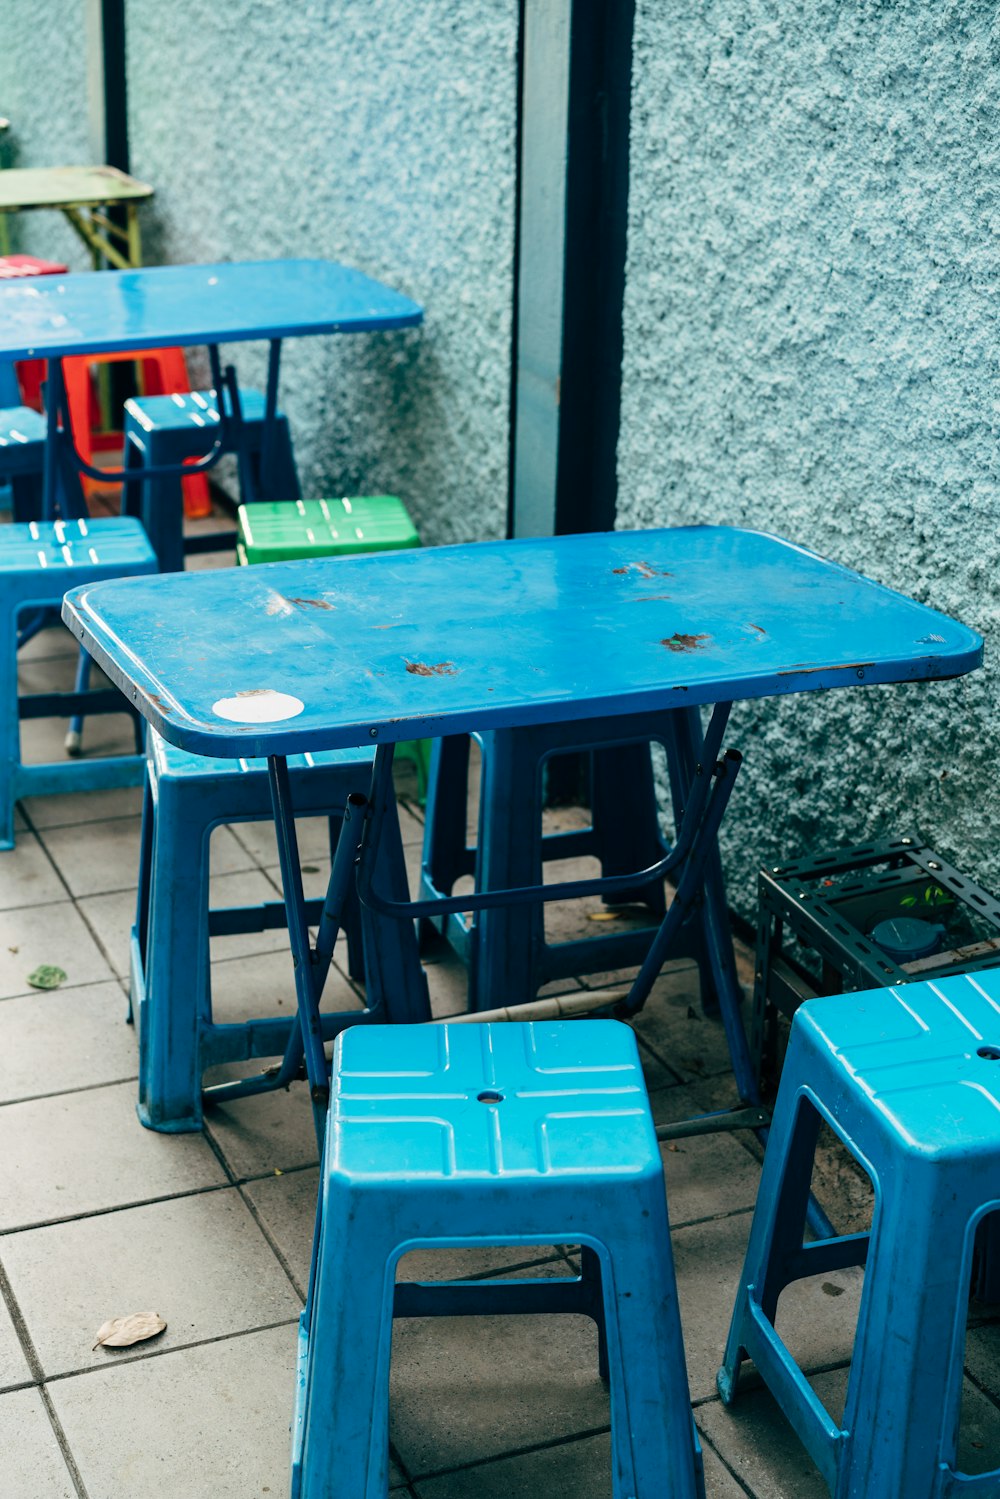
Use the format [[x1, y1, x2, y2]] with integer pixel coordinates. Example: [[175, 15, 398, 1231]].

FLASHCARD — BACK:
[[123, 387, 301, 572], [132, 729, 429, 1132], [292, 1019, 705, 1499], [718, 975, 1000, 1498], [1, 517, 156, 849]]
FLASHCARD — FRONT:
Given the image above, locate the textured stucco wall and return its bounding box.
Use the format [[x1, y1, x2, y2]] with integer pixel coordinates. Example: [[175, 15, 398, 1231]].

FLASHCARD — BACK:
[[0, 0, 91, 268], [620, 1, 999, 914], [125, 0, 516, 544]]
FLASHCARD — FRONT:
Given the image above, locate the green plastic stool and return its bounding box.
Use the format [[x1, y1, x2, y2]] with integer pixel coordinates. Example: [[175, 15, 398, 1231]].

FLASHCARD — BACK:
[[237, 496, 430, 801], [237, 496, 420, 563]]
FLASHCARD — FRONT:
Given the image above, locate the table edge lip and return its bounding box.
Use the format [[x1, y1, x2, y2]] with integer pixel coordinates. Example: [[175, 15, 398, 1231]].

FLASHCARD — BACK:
[[60, 520, 985, 760]]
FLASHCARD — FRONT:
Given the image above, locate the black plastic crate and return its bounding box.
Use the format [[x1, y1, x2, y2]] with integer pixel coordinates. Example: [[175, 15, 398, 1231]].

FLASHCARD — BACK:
[[752, 835, 1000, 1087]]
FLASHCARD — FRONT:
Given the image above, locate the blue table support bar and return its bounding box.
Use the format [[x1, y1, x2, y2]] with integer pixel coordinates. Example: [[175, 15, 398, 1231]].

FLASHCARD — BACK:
[[203, 700, 754, 1151]]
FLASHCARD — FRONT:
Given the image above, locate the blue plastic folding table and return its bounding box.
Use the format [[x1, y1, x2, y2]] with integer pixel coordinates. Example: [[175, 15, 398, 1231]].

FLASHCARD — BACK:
[[0, 257, 423, 514], [62, 525, 982, 1144]]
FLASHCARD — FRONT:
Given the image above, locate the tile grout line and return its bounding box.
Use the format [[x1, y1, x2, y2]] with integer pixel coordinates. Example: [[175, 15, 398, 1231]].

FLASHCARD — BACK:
[[692, 1417, 759, 1498], [41, 1317, 302, 1387], [0, 974, 131, 1005], [38, 1384, 92, 1499], [405, 1421, 614, 1485]]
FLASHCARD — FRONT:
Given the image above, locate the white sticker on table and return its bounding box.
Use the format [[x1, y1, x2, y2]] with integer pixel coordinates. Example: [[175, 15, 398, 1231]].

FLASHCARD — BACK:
[[212, 689, 305, 723]]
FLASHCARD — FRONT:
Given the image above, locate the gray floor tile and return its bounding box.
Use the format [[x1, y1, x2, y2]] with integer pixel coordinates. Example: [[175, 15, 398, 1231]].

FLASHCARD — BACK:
[[208, 946, 362, 1027], [0, 901, 113, 999], [19, 783, 144, 831], [672, 1212, 753, 1403], [75, 888, 134, 977], [41, 817, 254, 900], [414, 1431, 613, 1498], [0, 1294, 31, 1391], [16, 625, 78, 664], [0, 833, 66, 911], [242, 1166, 321, 1290], [0, 1082, 226, 1230], [230, 811, 340, 866], [39, 817, 143, 899], [49, 1323, 298, 1499], [672, 1212, 864, 1405], [0, 1387, 76, 1499], [0, 980, 136, 1103], [390, 1312, 610, 1477], [696, 1386, 830, 1499], [4, 1189, 300, 1377], [208, 867, 316, 961], [244, 1165, 575, 1299], [700, 1439, 749, 1498], [659, 1125, 761, 1229], [19, 710, 137, 766], [204, 1067, 321, 1178], [631, 966, 744, 1082]]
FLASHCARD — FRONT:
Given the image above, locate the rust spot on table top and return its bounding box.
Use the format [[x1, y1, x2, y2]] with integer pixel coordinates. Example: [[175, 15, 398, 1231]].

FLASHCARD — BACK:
[[405, 660, 458, 677], [662, 633, 710, 653], [613, 561, 673, 579]]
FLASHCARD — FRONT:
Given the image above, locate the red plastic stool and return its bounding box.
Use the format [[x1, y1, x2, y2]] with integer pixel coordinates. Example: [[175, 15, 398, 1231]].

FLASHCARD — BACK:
[[0, 254, 68, 279], [63, 347, 212, 519], [1, 256, 69, 414]]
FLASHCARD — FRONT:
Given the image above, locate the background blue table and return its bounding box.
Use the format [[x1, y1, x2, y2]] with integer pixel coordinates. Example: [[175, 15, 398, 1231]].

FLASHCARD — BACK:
[[62, 525, 983, 1138], [0, 258, 423, 514]]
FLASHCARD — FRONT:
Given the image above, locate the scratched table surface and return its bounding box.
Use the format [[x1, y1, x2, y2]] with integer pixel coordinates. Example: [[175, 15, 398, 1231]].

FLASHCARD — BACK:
[[62, 527, 983, 761], [0, 257, 422, 361]]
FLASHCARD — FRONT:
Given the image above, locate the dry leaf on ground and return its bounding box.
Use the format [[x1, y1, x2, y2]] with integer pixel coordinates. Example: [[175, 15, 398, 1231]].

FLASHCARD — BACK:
[[92, 1312, 167, 1351]]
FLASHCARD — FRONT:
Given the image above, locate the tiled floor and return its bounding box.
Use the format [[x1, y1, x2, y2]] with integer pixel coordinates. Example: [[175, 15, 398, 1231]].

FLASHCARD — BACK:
[[3, 620, 1000, 1497]]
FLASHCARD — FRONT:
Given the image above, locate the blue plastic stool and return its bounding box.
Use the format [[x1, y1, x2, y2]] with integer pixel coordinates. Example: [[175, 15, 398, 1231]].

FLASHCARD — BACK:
[[1, 517, 156, 850], [122, 388, 301, 572], [0, 404, 46, 521], [420, 708, 732, 1014], [292, 1019, 705, 1499], [718, 974, 1000, 1498], [132, 730, 430, 1132]]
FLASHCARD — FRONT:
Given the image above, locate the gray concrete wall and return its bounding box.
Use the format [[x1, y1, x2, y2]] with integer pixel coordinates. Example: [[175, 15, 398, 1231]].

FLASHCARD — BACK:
[[0, 0, 91, 268], [124, 0, 517, 544], [620, 1, 998, 912]]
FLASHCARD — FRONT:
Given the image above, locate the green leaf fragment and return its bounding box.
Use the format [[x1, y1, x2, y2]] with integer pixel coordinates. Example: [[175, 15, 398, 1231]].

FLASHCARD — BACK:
[[27, 965, 66, 990]]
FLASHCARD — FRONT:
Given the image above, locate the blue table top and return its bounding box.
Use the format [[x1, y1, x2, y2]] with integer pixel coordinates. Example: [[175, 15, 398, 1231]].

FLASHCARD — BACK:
[[0, 258, 422, 360], [62, 526, 983, 760]]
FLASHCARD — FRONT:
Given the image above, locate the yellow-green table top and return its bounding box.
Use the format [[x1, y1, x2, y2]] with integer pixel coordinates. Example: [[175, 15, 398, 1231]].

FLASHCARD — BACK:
[[0, 165, 153, 212]]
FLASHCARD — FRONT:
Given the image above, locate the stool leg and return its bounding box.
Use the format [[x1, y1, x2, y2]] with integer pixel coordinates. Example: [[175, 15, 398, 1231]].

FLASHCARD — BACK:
[[139, 435, 186, 574], [590, 744, 668, 915], [474, 727, 546, 1011], [596, 1196, 704, 1498], [579, 1246, 610, 1381], [838, 1180, 971, 1499], [418, 734, 475, 946], [297, 1192, 396, 1499], [718, 1081, 822, 1402], [0, 607, 20, 849], [129, 769, 156, 1025], [10, 471, 42, 523], [136, 773, 212, 1131], [360, 790, 430, 1023]]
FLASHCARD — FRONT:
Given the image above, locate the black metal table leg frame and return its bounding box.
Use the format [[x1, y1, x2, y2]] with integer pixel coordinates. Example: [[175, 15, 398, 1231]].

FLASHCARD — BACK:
[[200, 773, 373, 1132], [202, 754, 329, 1148], [358, 705, 736, 931], [614, 748, 742, 1025]]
